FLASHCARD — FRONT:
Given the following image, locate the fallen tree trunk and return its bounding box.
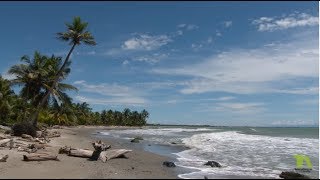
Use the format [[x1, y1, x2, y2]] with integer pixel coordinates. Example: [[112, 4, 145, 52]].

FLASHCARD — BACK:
[[0, 155, 9, 162], [68, 149, 93, 158], [99, 149, 132, 162], [0, 139, 11, 147], [23, 153, 59, 161]]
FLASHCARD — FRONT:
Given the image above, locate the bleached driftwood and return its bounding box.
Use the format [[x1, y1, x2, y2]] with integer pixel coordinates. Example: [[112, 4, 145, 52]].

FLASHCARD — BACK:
[[23, 153, 59, 161], [68, 149, 93, 158], [0, 155, 9, 162], [0, 139, 11, 147], [99, 149, 132, 162]]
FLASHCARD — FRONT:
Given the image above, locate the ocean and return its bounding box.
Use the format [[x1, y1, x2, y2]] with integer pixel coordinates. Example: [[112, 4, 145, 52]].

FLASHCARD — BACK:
[[96, 126, 319, 179]]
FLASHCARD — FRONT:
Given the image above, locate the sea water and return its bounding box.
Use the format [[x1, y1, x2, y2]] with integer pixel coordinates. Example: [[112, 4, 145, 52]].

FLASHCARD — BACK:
[[98, 126, 319, 179]]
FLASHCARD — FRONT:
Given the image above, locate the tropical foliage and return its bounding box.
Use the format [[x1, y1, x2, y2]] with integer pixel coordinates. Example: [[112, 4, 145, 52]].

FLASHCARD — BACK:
[[0, 17, 149, 128]]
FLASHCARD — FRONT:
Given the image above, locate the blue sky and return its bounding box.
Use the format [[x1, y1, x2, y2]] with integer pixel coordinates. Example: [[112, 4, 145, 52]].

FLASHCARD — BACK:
[[0, 2, 319, 126]]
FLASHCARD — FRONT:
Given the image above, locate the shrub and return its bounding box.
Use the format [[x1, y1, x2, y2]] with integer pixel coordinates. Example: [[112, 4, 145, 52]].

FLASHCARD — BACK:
[[11, 121, 37, 137]]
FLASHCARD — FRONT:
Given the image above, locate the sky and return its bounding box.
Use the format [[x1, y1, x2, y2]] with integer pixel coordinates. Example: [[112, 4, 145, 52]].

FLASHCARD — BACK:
[[0, 2, 319, 127]]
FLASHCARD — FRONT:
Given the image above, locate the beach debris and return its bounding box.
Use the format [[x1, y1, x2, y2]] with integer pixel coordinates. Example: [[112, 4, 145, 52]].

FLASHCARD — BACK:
[[279, 171, 311, 179], [69, 149, 94, 158], [59, 140, 131, 163], [130, 137, 143, 143], [0, 139, 11, 147], [17, 146, 37, 153], [92, 140, 111, 151], [58, 146, 73, 154], [204, 161, 222, 168], [0, 155, 9, 162], [21, 134, 33, 140], [162, 161, 176, 167], [47, 131, 61, 138], [99, 149, 132, 163], [23, 153, 59, 161], [52, 125, 63, 129]]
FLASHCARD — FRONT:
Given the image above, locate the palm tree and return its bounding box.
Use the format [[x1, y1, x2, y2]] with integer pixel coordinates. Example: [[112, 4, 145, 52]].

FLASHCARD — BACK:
[[9, 52, 78, 126], [0, 76, 15, 124], [29, 17, 96, 127]]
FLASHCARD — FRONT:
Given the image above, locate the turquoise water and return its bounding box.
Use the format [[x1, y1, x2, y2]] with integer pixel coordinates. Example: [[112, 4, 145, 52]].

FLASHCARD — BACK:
[[98, 126, 319, 179]]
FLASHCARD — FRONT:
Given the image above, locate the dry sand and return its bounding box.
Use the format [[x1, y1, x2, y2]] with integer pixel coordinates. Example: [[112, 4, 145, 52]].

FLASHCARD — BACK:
[[0, 126, 178, 179]]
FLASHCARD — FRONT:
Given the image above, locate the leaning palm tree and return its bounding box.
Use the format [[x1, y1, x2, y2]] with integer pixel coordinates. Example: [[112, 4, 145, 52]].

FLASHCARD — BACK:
[[29, 17, 96, 127], [9, 52, 78, 127]]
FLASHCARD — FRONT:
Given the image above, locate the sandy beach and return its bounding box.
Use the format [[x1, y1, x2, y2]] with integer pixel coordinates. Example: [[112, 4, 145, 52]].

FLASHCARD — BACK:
[[0, 126, 178, 179]]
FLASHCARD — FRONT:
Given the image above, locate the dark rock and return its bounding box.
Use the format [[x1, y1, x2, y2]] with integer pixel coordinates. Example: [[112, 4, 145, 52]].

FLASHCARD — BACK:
[[204, 176, 208, 179], [130, 138, 140, 143], [131, 137, 143, 143], [204, 161, 222, 168], [279, 171, 311, 179], [170, 142, 177, 144], [163, 161, 176, 167]]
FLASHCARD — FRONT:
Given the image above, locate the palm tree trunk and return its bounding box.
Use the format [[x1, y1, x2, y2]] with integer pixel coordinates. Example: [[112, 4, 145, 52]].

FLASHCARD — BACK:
[[30, 43, 77, 127]]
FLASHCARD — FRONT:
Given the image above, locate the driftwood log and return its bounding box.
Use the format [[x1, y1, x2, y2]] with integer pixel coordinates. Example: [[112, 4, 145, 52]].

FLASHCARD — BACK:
[[0, 155, 9, 162], [23, 153, 59, 161], [99, 149, 132, 163], [68, 149, 93, 158], [0, 139, 11, 147]]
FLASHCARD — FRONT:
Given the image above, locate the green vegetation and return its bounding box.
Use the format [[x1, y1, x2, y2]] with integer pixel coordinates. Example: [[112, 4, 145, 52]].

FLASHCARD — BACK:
[[0, 17, 149, 129]]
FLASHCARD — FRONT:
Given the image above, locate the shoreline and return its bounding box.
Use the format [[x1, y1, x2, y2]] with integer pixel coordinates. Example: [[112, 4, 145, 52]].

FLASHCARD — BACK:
[[0, 126, 179, 179]]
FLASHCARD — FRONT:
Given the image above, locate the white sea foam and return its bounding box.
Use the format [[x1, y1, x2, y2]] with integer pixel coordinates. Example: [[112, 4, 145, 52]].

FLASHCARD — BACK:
[[174, 131, 319, 179], [97, 127, 319, 179]]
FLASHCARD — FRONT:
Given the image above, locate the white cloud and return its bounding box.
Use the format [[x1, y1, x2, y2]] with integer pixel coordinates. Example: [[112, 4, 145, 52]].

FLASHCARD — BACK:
[[75, 96, 146, 106], [152, 31, 318, 95], [207, 36, 213, 44], [177, 24, 186, 28], [75, 50, 96, 56], [216, 32, 222, 36], [196, 102, 265, 114], [121, 34, 172, 51], [73, 80, 135, 97], [210, 96, 236, 101], [224, 21, 233, 28], [73, 81, 148, 106], [271, 119, 318, 126], [252, 12, 318, 31], [134, 53, 169, 64], [177, 24, 199, 31], [186, 24, 199, 31], [214, 102, 265, 113], [176, 30, 183, 36], [191, 43, 203, 51], [122, 60, 129, 66]]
